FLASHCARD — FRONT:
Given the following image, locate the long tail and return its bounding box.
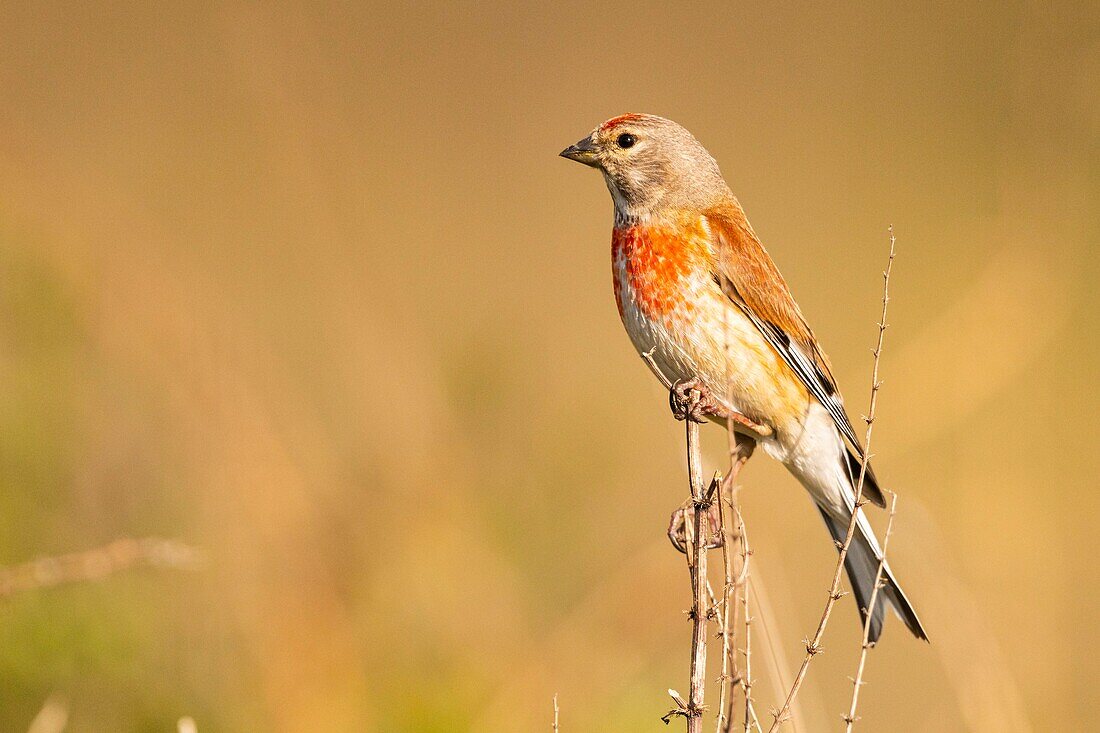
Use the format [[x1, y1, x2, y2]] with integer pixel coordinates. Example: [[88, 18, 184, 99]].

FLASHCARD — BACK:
[[817, 506, 929, 643]]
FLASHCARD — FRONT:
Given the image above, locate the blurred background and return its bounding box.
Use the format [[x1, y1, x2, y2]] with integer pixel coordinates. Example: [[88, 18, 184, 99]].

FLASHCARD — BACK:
[[0, 1, 1096, 731]]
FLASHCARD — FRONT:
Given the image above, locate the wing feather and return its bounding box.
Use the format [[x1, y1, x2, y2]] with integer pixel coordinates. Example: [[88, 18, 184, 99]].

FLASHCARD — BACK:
[[704, 206, 866, 457]]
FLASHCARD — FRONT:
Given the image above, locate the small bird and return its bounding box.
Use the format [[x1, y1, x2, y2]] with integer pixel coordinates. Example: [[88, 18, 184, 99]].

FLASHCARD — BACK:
[[561, 114, 927, 642]]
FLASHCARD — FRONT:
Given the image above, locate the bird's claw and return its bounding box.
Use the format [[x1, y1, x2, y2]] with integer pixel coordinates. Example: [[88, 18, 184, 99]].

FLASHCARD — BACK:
[[667, 499, 724, 554], [668, 378, 775, 439], [669, 378, 718, 423]]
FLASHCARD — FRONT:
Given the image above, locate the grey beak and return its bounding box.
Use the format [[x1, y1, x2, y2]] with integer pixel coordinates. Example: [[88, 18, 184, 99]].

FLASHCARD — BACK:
[[559, 135, 599, 167]]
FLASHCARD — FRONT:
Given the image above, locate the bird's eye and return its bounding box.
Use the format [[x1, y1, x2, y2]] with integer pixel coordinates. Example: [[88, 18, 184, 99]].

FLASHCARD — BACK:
[[616, 133, 636, 149]]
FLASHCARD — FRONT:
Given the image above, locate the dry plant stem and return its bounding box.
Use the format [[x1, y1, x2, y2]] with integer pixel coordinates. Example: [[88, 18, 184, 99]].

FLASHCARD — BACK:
[[843, 492, 899, 731], [717, 273, 739, 733], [767, 232, 896, 733], [736, 504, 762, 733], [716, 442, 749, 733], [685, 413, 709, 733], [715, 476, 739, 733], [0, 537, 201, 599], [718, 259, 759, 733], [748, 576, 802, 733], [718, 436, 760, 733], [552, 693, 560, 732]]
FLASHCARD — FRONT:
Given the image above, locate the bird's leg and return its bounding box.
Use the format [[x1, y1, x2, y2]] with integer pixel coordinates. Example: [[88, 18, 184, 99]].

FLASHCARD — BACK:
[[667, 499, 692, 554], [669, 377, 717, 423], [669, 377, 774, 439], [724, 432, 756, 490], [668, 474, 725, 554], [667, 382, 765, 554]]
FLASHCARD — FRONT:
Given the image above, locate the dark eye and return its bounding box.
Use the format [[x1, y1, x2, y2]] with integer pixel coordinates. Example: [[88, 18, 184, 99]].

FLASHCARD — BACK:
[[616, 133, 636, 149]]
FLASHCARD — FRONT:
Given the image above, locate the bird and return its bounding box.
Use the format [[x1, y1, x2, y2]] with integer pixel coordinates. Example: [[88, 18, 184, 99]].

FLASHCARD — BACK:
[[560, 113, 927, 642]]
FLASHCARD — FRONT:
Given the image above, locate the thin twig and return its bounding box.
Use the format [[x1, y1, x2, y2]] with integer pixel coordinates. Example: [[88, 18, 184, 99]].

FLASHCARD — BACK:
[[0, 537, 201, 599], [663, 386, 721, 731], [843, 491, 899, 731], [715, 471, 740, 733], [748, 576, 801, 732], [642, 347, 675, 391], [686, 412, 709, 733], [552, 693, 560, 732], [736, 504, 762, 733], [717, 252, 760, 733], [716, 438, 760, 733], [767, 229, 897, 732], [717, 277, 738, 733], [665, 689, 691, 725]]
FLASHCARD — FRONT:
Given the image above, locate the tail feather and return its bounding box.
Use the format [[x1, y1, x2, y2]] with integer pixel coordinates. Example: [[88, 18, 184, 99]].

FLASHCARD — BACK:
[[817, 507, 928, 643]]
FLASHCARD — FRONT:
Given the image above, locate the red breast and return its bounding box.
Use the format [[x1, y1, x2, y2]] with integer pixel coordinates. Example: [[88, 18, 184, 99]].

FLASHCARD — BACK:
[[612, 218, 710, 321]]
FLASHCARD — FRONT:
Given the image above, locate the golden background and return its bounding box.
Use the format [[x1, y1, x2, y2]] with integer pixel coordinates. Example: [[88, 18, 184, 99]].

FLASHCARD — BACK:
[[0, 1, 1096, 730]]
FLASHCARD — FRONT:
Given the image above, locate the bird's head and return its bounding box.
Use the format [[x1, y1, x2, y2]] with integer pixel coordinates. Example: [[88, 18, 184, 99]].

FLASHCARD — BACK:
[[560, 114, 728, 224]]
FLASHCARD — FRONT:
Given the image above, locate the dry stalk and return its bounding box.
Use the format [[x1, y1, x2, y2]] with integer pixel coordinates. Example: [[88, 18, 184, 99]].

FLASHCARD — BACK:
[[649, 345, 706, 731], [662, 385, 740, 732], [843, 491, 899, 731], [648, 310, 766, 732], [685, 412, 709, 733], [716, 293, 742, 733], [735, 503, 762, 733], [715, 471, 740, 733], [748, 576, 803, 732], [716, 436, 761, 733], [0, 537, 201, 599], [767, 230, 897, 732], [552, 693, 560, 732], [716, 251, 760, 733]]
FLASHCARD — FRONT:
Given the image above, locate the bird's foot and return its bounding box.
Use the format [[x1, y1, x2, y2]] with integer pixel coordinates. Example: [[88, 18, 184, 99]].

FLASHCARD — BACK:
[[667, 496, 724, 554], [668, 378, 775, 439], [669, 378, 720, 423]]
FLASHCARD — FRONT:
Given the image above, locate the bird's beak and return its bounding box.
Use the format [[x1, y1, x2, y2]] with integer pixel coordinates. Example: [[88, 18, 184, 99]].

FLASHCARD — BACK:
[[559, 135, 600, 167]]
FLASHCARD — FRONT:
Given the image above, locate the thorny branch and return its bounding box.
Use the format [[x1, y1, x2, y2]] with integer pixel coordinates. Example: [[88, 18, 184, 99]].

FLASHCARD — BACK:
[[767, 229, 897, 732], [735, 502, 762, 733], [717, 242, 761, 733], [684, 394, 711, 733], [843, 491, 899, 731], [716, 436, 760, 733], [658, 384, 721, 731], [661, 379, 765, 733], [715, 466, 740, 733]]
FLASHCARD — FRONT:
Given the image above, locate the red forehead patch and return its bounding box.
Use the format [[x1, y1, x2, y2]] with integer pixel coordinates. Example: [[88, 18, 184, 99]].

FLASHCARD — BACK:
[[600, 113, 645, 132]]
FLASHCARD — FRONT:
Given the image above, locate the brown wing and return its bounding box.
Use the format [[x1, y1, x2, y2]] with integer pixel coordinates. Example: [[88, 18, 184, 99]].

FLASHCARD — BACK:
[[704, 204, 880, 493]]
